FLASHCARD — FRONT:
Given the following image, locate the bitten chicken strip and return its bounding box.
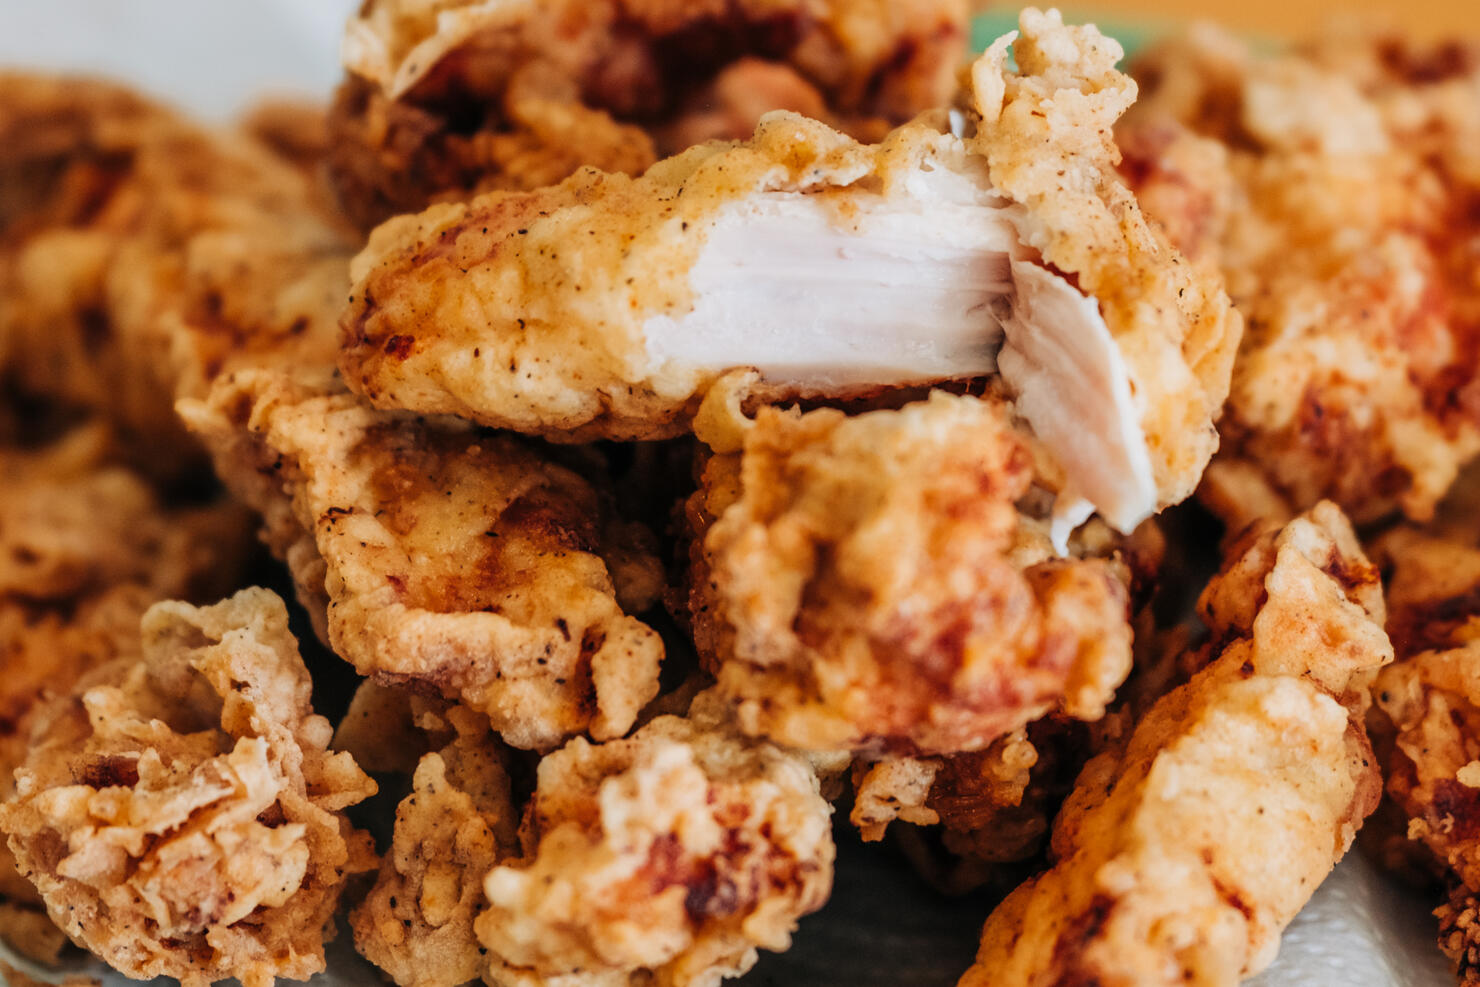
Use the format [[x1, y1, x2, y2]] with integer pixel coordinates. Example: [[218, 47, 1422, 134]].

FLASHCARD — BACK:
[[0, 589, 378, 987], [181, 369, 665, 751], [351, 703, 520, 987], [328, 0, 968, 228], [1369, 518, 1480, 983], [961, 502, 1392, 987], [342, 8, 1239, 534], [1121, 25, 1480, 524], [473, 691, 834, 987], [689, 390, 1135, 756]]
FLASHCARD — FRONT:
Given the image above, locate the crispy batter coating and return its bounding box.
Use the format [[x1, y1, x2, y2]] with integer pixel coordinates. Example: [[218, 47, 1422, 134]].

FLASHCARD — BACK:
[[1369, 521, 1480, 980], [691, 391, 1133, 755], [474, 692, 834, 986], [328, 0, 968, 228], [342, 10, 1236, 533], [181, 369, 664, 751], [0, 589, 377, 987], [961, 502, 1392, 987], [1122, 25, 1480, 523], [351, 704, 520, 987], [0, 74, 349, 449]]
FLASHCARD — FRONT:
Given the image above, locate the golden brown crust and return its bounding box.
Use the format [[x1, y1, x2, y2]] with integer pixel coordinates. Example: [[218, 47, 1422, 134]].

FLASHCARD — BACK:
[[181, 370, 664, 751], [962, 503, 1391, 987], [327, 0, 968, 228], [692, 392, 1133, 755], [0, 589, 378, 987], [1123, 25, 1480, 524]]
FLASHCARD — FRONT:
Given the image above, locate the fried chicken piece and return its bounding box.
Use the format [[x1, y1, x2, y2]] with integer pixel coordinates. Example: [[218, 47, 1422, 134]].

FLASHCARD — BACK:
[[690, 390, 1133, 756], [473, 691, 833, 986], [1367, 520, 1480, 980], [961, 502, 1392, 987], [351, 704, 520, 987], [1122, 25, 1480, 524], [0, 589, 377, 987], [181, 369, 664, 751], [342, 9, 1239, 534], [328, 0, 968, 228], [0, 74, 349, 452]]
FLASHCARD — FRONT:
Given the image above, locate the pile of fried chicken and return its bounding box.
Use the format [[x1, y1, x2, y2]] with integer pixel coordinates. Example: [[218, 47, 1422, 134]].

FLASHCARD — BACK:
[[1, 3, 1478, 986]]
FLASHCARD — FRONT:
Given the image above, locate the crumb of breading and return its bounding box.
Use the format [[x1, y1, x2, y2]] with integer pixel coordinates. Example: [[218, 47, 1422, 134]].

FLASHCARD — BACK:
[[0, 589, 377, 987], [475, 692, 834, 986]]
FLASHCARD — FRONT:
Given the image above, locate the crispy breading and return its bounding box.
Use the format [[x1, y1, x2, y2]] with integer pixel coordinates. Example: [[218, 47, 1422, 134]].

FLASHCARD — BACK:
[[341, 10, 1237, 534], [351, 704, 520, 987], [0, 589, 377, 987], [327, 0, 968, 228], [961, 503, 1392, 987], [0, 74, 349, 450], [691, 391, 1133, 755], [1122, 25, 1480, 524], [1368, 521, 1480, 980], [181, 369, 665, 751], [474, 692, 834, 987]]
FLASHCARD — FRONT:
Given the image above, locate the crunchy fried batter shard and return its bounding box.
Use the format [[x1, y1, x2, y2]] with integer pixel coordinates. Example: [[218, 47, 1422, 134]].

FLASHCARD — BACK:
[[0, 589, 377, 987], [352, 704, 519, 987], [328, 0, 968, 228], [181, 369, 664, 751], [474, 692, 833, 986], [342, 9, 1238, 533], [1369, 520, 1480, 980], [0, 74, 351, 449], [1122, 26, 1480, 524], [690, 391, 1133, 756], [961, 502, 1392, 987]]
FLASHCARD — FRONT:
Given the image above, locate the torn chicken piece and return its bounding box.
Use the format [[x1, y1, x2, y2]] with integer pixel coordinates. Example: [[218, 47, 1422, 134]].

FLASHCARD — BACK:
[[474, 691, 833, 986], [352, 704, 520, 987], [688, 390, 1134, 756], [180, 369, 664, 751], [0, 589, 378, 987], [1367, 522, 1480, 981], [0, 74, 352, 454], [343, 9, 1238, 533], [962, 502, 1392, 987], [1122, 25, 1480, 524], [328, 0, 968, 228]]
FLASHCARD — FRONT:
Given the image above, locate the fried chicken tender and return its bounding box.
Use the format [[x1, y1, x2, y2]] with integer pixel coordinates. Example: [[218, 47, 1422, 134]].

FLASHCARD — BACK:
[[474, 692, 834, 986], [961, 502, 1392, 987], [351, 704, 520, 987], [689, 391, 1133, 756], [1122, 25, 1480, 524], [342, 9, 1238, 534], [0, 74, 350, 453], [1367, 520, 1480, 982], [0, 589, 378, 987], [181, 369, 664, 751], [328, 0, 968, 228]]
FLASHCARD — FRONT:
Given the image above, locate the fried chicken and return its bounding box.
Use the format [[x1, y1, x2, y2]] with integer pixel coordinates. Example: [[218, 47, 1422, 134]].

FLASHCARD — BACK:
[[181, 369, 665, 751], [689, 390, 1134, 756], [474, 691, 833, 986], [0, 589, 378, 987], [351, 703, 520, 987], [328, 0, 969, 228], [1122, 25, 1480, 524], [961, 502, 1392, 987], [1368, 518, 1480, 982], [341, 9, 1239, 535]]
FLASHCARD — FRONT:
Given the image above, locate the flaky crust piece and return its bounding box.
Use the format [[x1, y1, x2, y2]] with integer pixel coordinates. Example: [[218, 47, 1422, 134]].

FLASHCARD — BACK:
[[0, 589, 377, 987], [963, 503, 1392, 987]]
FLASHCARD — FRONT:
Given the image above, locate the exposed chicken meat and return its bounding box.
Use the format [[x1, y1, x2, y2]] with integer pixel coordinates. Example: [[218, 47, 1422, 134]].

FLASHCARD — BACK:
[[962, 503, 1391, 987], [328, 0, 969, 228], [343, 9, 1238, 533]]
